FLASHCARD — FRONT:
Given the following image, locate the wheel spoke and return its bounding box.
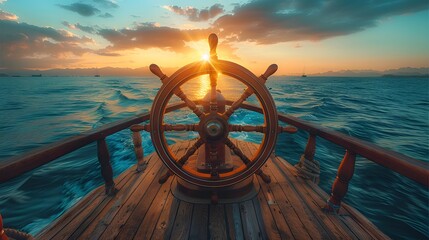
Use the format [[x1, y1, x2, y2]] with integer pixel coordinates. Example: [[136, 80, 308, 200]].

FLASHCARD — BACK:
[[150, 64, 204, 119], [163, 124, 199, 131], [225, 138, 251, 165], [223, 88, 254, 118], [229, 125, 265, 133], [209, 72, 218, 112], [223, 64, 277, 119], [177, 138, 205, 166], [278, 126, 298, 134], [175, 88, 204, 118]]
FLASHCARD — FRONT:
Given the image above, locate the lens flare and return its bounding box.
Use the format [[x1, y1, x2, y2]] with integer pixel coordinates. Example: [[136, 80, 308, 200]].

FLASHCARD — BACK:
[[202, 54, 209, 61]]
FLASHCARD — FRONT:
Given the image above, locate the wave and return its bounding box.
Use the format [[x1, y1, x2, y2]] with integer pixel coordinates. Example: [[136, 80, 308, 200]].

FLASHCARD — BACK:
[[0, 76, 428, 239]]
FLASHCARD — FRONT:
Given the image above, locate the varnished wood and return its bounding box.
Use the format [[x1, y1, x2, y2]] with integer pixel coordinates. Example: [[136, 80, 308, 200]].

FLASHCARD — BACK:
[[304, 134, 316, 161], [97, 138, 116, 195], [260, 64, 278, 81], [189, 204, 208, 239], [150, 63, 204, 118], [2, 100, 426, 186], [0, 102, 186, 183], [226, 100, 429, 186], [131, 130, 145, 172], [209, 33, 218, 60], [325, 150, 356, 213], [37, 140, 388, 240]]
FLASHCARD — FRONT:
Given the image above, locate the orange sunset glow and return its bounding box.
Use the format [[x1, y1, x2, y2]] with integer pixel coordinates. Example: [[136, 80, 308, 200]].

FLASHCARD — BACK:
[[0, 1, 428, 76]]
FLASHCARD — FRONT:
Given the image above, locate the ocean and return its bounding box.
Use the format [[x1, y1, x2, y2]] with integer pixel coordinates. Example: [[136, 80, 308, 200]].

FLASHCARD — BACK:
[[0, 76, 428, 239]]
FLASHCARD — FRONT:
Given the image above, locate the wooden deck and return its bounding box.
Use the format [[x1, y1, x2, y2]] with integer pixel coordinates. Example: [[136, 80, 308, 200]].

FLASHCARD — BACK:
[[37, 140, 389, 240]]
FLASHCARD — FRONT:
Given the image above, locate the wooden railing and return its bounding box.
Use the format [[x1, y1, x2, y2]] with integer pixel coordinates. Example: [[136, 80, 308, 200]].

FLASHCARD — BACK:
[[0, 101, 427, 209], [233, 101, 429, 212], [0, 102, 186, 192]]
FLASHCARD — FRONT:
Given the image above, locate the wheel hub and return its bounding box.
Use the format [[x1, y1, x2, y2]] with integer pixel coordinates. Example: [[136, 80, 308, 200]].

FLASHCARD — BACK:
[[206, 120, 223, 138], [199, 113, 229, 141]]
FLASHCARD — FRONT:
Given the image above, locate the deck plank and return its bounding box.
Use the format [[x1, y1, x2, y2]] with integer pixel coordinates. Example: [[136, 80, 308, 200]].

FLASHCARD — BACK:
[[85, 156, 163, 239], [131, 174, 176, 240], [240, 200, 263, 240], [170, 200, 193, 240], [252, 190, 282, 240], [75, 154, 160, 240], [100, 143, 184, 240], [246, 141, 355, 240], [110, 165, 165, 239], [270, 152, 384, 239], [54, 169, 137, 240], [37, 140, 389, 240], [225, 203, 245, 240], [240, 142, 313, 239], [270, 155, 355, 239], [189, 204, 209, 240], [150, 189, 180, 239], [208, 204, 228, 240]]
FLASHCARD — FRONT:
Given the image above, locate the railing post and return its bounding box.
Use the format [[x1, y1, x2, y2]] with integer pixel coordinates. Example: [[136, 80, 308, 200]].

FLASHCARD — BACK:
[[0, 213, 8, 240], [97, 138, 117, 195], [130, 124, 149, 172], [304, 133, 316, 160], [295, 134, 320, 183], [324, 150, 356, 213], [132, 131, 146, 172]]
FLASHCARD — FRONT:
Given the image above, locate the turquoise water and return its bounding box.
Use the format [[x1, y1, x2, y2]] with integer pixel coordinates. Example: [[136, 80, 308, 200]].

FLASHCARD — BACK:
[[0, 76, 427, 239]]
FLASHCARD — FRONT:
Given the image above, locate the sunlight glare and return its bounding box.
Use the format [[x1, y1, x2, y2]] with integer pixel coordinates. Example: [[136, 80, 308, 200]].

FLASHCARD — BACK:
[[202, 54, 209, 61]]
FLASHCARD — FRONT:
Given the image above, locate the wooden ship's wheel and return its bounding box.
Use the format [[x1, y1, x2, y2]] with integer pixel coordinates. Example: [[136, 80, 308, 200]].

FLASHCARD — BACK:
[[147, 34, 294, 201]]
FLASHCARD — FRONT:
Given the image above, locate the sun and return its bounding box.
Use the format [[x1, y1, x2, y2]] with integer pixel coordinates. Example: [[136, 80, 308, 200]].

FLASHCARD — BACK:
[[202, 54, 209, 61]]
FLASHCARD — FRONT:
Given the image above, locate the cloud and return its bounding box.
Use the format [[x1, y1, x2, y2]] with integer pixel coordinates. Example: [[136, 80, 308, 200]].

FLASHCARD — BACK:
[[95, 51, 121, 56], [0, 9, 18, 21], [214, 0, 429, 44], [62, 21, 96, 34], [163, 4, 224, 22], [58, 3, 100, 17], [99, 12, 113, 18], [0, 20, 93, 69], [93, 0, 118, 8], [98, 22, 210, 53]]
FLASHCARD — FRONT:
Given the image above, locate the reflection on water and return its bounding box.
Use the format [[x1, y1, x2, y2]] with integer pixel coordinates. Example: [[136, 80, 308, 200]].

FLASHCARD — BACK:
[[182, 74, 247, 101]]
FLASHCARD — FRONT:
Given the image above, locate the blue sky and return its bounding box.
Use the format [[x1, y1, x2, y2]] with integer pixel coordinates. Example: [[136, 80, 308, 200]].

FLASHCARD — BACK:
[[0, 0, 428, 74]]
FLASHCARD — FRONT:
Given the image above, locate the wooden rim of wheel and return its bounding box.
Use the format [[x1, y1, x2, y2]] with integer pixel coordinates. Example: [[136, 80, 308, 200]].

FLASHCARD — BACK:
[[150, 35, 278, 188]]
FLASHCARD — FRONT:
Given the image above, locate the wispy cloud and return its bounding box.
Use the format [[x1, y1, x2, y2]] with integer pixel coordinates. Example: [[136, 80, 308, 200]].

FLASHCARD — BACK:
[[214, 0, 429, 44], [93, 0, 118, 9], [0, 20, 93, 69], [58, 3, 100, 17], [163, 4, 224, 22], [0, 10, 18, 21], [98, 22, 210, 53], [99, 12, 113, 18], [62, 21, 97, 34]]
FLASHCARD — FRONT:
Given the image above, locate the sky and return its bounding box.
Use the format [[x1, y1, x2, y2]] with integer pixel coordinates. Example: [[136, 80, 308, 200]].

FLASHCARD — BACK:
[[0, 0, 428, 75]]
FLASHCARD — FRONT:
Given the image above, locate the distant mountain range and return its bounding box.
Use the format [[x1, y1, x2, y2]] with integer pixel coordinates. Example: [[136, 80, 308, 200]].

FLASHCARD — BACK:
[[313, 67, 428, 77], [0, 66, 427, 77]]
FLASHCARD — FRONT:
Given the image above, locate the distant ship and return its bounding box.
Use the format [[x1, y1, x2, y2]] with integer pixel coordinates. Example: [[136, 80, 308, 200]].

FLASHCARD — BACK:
[[302, 66, 307, 77], [32, 74, 42, 77], [94, 74, 101, 77]]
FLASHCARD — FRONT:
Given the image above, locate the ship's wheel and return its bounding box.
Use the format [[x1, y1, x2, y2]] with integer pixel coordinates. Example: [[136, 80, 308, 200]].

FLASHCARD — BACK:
[[149, 34, 280, 189]]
